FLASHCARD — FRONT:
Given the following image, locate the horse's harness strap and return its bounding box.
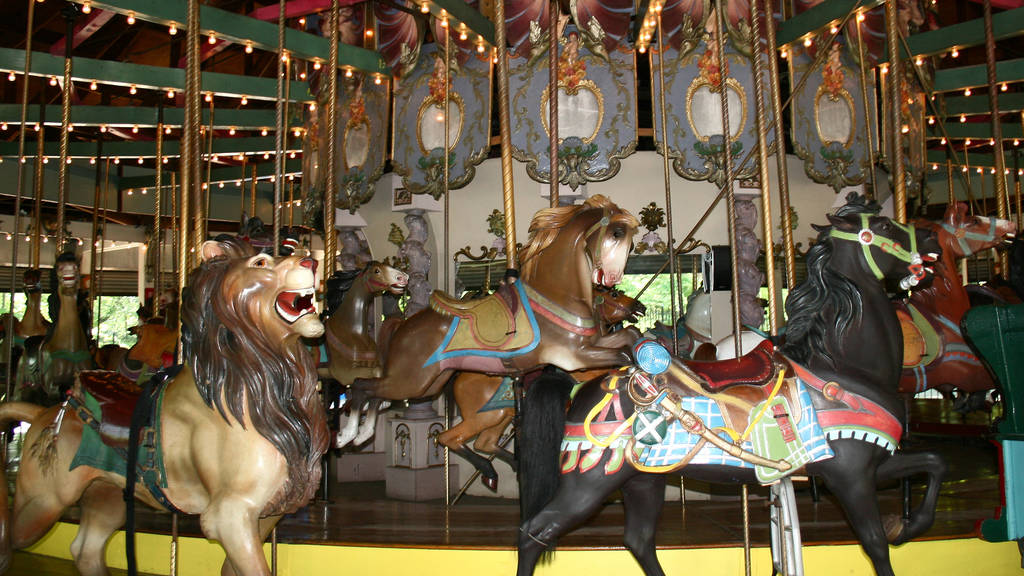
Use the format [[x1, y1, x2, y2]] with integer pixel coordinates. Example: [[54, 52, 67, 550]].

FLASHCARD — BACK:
[[830, 214, 924, 288], [583, 208, 612, 266], [941, 216, 997, 256]]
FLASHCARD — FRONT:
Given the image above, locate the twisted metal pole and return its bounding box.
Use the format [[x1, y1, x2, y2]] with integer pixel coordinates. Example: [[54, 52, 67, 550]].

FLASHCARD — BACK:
[[548, 0, 559, 207], [274, 0, 288, 258], [88, 144, 104, 309], [762, 0, 794, 292], [654, 8, 679, 355], [494, 0, 518, 270], [324, 0, 339, 276], [154, 105, 164, 300], [984, 0, 1009, 277], [32, 101, 45, 268], [6, 0, 37, 397], [713, 0, 742, 359], [884, 0, 906, 223], [750, 0, 777, 336], [56, 3, 78, 255], [184, 0, 202, 270], [854, 12, 878, 198]]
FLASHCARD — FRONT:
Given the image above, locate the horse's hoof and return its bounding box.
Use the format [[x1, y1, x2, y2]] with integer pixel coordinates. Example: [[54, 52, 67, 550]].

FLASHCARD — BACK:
[[882, 514, 905, 544], [481, 476, 498, 492], [335, 432, 354, 449]]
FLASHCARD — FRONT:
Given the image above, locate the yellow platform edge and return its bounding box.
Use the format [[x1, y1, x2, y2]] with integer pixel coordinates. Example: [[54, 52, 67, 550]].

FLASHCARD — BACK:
[[25, 522, 1023, 575]]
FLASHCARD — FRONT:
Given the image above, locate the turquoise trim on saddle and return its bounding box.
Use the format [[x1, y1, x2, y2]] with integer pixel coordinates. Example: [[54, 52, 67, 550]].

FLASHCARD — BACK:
[[423, 280, 541, 367], [51, 348, 92, 363], [478, 377, 516, 412]]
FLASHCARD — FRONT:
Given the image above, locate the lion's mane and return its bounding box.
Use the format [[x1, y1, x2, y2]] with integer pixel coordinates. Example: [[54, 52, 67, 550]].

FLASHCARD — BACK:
[[180, 237, 327, 514]]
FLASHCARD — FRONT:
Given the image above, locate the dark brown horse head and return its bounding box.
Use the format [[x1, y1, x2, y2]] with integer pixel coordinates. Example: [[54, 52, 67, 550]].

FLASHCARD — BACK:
[[22, 269, 42, 293], [362, 261, 409, 296], [930, 202, 1015, 259], [520, 195, 639, 295], [593, 284, 645, 326]]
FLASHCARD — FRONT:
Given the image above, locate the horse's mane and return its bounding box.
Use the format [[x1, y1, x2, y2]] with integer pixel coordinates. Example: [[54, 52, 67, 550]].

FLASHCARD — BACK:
[[781, 196, 878, 366], [180, 237, 326, 513], [322, 268, 363, 318], [519, 195, 639, 278]]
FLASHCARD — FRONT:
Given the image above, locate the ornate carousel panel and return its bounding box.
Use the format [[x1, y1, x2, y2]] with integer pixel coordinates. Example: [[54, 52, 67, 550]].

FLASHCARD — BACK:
[[302, 8, 393, 229], [392, 42, 493, 199], [376, 0, 425, 81], [651, 6, 772, 189], [504, 0, 637, 190], [789, 40, 870, 193]]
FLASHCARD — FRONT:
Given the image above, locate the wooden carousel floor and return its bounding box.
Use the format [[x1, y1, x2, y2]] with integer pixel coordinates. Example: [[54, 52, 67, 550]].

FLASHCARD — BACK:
[[4, 399, 1008, 575]]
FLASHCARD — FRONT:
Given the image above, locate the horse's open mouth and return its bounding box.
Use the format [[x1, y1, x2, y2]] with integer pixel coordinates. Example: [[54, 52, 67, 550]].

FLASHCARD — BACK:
[[276, 287, 316, 324], [61, 275, 77, 286]]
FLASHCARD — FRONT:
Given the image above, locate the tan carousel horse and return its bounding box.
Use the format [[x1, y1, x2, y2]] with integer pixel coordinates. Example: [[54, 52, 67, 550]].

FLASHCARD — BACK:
[[339, 194, 640, 447], [0, 270, 50, 388], [16, 254, 93, 405], [0, 237, 328, 576], [319, 262, 409, 385], [443, 284, 646, 490]]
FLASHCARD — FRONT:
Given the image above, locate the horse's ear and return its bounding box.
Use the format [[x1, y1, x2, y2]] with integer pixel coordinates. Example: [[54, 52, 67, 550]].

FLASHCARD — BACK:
[[200, 240, 226, 262], [948, 202, 968, 227], [826, 214, 857, 231]]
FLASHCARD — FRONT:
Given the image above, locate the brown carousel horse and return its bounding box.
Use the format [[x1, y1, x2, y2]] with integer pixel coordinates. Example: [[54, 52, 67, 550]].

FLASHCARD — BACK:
[[338, 194, 640, 447], [517, 196, 946, 576], [318, 262, 409, 385], [15, 253, 93, 405], [896, 202, 1014, 410], [0, 270, 50, 388], [0, 237, 328, 576], [442, 284, 646, 490]]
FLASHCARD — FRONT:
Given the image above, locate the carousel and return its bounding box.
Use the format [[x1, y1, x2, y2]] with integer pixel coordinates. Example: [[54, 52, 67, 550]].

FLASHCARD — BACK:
[[0, 0, 1020, 574]]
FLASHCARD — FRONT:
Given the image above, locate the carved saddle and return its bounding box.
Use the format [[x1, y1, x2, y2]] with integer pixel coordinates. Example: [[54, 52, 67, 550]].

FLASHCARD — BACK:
[[73, 370, 143, 449], [430, 283, 522, 348]]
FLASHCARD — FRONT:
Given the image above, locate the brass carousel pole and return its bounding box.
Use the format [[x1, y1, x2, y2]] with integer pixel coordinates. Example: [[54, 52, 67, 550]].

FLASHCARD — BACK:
[[494, 0, 518, 269], [548, 0, 559, 207], [240, 155, 248, 219], [88, 143, 104, 309], [32, 102, 45, 268], [204, 99, 215, 244], [154, 105, 165, 303], [854, 11, 878, 198], [184, 0, 202, 271], [274, 0, 289, 258], [443, 15, 452, 508], [947, 157, 955, 205], [251, 165, 258, 217], [56, 4, 78, 254], [750, 0, 777, 335], [762, 0, 795, 292], [884, 0, 907, 223], [7, 0, 38, 396], [654, 8, 679, 355], [170, 169, 178, 307], [324, 0, 339, 278], [713, 0, 742, 357], [984, 0, 1009, 277], [1015, 151, 1022, 233]]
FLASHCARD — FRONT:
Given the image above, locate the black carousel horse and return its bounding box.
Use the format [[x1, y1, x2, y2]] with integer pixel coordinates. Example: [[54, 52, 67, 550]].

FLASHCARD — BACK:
[[516, 196, 946, 576]]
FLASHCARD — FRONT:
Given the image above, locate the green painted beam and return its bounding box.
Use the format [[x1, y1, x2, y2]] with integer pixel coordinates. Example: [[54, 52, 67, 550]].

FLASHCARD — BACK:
[[0, 136, 300, 159], [118, 158, 303, 189], [877, 7, 1024, 63], [777, 0, 882, 47], [429, 0, 495, 46], [927, 122, 1024, 140], [0, 48, 311, 102], [926, 149, 1021, 168], [933, 58, 1024, 93], [74, 0, 388, 75], [942, 93, 1024, 116], [0, 105, 298, 130]]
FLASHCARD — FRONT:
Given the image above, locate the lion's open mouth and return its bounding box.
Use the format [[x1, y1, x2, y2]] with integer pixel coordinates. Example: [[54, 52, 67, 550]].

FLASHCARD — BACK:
[[275, 287, 316, 324]]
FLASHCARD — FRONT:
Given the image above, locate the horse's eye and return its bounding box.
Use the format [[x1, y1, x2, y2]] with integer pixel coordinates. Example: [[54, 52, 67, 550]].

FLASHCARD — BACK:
[[374, 267, 381, 274], [613, 228, 625, 239]]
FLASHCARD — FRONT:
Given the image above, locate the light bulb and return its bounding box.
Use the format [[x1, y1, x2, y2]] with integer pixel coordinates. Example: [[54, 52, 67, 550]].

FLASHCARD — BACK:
[[169, 23, 178, 35], [229, 127, 236, 135], [90, 80, 97, 90], [81, 1, 91, 14], [241, 96, 248, 105], [7, 72, 15, 82], [208, 33, 217, 45], [49, 76, 57, 86], [129, 84, 137, 95], [261, 128, 268, 136], [205, 93, 213, 103], [314, 61, 322, 70], [167, 89, 175, 98], [964, 88, 971, 96], [127, 12, 136, 25], [803, 36, 812, 47], [374, 75, 382, 85], [132, 125, 139, 133], [245, 42, 254, 54], [420, 3, 430, 13], [951, 48, 959, 58], [1002, 83, 1009, 92], [164, 126, 171, 134]]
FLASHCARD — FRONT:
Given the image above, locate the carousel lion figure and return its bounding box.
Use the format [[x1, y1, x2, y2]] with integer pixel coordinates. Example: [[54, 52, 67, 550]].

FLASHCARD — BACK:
[[0, 236, 328, 576]]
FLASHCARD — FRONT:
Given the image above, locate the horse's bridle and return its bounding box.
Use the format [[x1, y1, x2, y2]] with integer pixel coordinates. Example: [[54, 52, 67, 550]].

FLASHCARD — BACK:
[[583, 208, 613, 277], [829, 213, 927, 290], [940, 216, 998, 256]]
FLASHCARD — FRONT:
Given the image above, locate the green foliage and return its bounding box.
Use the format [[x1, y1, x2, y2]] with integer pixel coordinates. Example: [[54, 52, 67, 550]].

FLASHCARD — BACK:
[[0, 293, 50, 322], [616, 274, 695, 333], [93, 296, 141, 348]]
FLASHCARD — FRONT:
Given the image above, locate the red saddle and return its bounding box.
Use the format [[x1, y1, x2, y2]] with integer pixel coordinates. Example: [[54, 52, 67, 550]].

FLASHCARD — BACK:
[[76, 370, 142, 449], [687, 340, 777, 392]]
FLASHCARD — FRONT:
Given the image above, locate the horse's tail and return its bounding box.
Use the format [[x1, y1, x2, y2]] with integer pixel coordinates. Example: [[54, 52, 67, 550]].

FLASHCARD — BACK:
[[0, 402, 47, 572], [517, 366, 574, 523]]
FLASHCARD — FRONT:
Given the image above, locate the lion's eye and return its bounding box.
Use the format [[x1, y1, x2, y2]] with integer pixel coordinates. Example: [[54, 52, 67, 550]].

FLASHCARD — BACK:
[[250, 255, 272, 268]]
